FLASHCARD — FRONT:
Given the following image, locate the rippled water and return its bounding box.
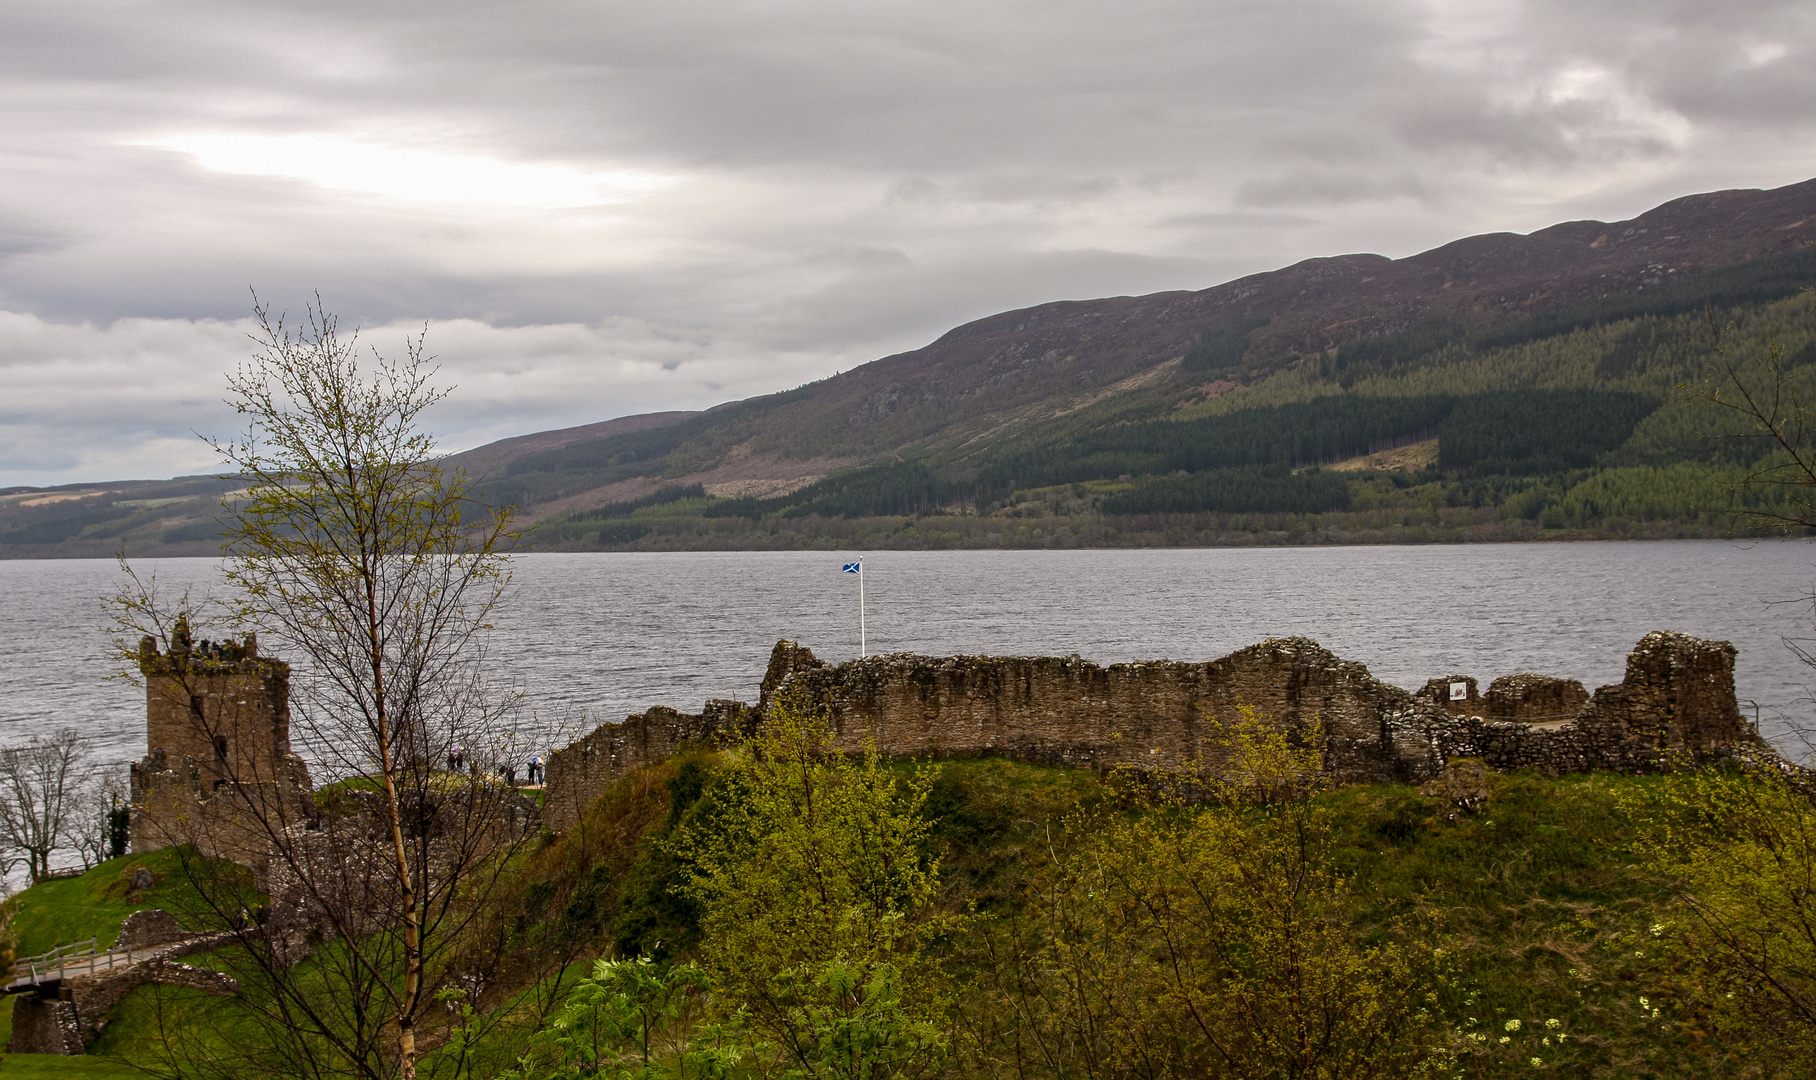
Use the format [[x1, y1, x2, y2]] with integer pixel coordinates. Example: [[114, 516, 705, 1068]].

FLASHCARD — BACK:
[[3, 541, 1813, 769]]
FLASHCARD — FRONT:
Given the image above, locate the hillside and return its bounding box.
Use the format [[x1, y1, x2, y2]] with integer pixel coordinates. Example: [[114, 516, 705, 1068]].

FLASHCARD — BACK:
[[7, 177, 1816, 556]]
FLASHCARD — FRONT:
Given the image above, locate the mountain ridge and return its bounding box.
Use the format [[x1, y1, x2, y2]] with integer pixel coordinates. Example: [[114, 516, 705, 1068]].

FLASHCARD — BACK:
[[465, 176, 1816, 520], [5, 176, 1815, 556]]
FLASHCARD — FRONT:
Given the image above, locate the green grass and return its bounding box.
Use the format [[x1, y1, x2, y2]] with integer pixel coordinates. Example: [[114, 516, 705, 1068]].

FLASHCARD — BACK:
[[0, 848, 252, 1060], [84, 983, 240, 1067], [0, 1052, 141, 1077], [6, 848, 218, 959], [914, 756, 1107, 915], [898, 760, 1739, 1078], [1318, 772, 1708, 1077]]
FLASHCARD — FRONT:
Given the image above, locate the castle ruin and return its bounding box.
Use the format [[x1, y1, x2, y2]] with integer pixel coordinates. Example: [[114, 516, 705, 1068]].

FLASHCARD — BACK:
[[543, 630, 1767, 831], [129, 620, 314, 868], [118, 620, 1769, 841]]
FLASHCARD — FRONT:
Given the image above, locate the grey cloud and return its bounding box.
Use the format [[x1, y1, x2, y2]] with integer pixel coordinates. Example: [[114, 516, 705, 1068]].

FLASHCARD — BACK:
[[0, 210, 66, 260], [1154, 212, 1321, 229], [0, 0, 1812, 484], [800, 247, 915, 272], [753, 248, 1217, 356], [957, 175, 1124, 205], [1236, 171, 1439, 208]]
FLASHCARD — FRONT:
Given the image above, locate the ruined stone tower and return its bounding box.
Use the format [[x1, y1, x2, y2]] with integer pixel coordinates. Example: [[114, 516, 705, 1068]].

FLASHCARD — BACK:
[[129, 619, 313, 865]]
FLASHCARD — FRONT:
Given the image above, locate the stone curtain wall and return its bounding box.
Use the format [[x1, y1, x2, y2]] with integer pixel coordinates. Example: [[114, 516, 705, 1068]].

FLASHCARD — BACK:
[[542, 630, 1766, 832], [543, 700, 750, 833], [9, 959, 238, 1054], [758, 637, 1429, 779], [1421, 632, 1757, 774]]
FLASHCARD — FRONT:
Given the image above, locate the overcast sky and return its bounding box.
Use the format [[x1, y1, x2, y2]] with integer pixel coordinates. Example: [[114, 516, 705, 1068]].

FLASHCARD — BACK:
[[2, 0, 1813, 486]]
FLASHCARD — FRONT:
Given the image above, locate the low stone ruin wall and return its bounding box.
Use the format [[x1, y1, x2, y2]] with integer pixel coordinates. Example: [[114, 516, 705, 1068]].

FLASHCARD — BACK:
[[542, 630, 1766, 832], [544, 699, 748, 833]]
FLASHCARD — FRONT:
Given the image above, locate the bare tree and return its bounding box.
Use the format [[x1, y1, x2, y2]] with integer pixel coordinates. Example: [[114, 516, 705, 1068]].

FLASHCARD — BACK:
[[0, 729, 89, 884], [68, 764, 130, 871]]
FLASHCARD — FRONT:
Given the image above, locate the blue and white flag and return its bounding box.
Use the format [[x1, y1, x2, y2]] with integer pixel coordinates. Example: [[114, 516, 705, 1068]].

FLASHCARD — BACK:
[[842, 562, 861, 574]]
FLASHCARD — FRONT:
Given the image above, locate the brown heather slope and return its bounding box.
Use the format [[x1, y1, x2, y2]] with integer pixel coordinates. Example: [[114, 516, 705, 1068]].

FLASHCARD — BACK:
[[442, 411, 699, 479], [767, 177, 1816, 452]]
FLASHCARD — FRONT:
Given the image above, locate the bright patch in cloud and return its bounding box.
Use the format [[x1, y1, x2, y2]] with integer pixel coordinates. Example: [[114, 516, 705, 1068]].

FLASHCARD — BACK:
[[1741, 41, 1789, 69], [141, 133, 674, 208]]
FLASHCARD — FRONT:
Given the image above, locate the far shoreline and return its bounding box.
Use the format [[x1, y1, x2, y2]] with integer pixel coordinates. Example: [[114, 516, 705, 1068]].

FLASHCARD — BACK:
[[2, 528, 1808, 562]]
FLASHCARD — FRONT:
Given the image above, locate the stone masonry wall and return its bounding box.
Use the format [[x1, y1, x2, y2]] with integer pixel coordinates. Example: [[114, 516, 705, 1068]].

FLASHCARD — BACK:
[[6, 911, 244, 1055], [130, 627, 315, 868], [9, 959, 238, 1054], [542, 630, 1768, 832], [8, 995, 84, 1054], [756, 637, 1433, 781], [140, 634, 295, 785], [544, 700, 749, 832]]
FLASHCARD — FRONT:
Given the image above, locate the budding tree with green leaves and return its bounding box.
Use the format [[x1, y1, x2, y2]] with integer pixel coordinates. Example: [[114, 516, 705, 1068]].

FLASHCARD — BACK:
[[1633, 760, 1816, 1077], [981, 709, 1453, 1080], [668, 699, 956, 1080], [109, 297, 541, 1080]]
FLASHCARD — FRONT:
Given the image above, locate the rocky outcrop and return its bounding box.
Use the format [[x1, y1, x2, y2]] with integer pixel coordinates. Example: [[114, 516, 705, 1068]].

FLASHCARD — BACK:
[[117, 908, 188, 950], [542, 630, 1769, 831]]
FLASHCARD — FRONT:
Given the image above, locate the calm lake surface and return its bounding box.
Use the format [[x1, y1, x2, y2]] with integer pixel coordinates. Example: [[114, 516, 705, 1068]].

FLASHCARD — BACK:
[[3, 541, 1814, 769]]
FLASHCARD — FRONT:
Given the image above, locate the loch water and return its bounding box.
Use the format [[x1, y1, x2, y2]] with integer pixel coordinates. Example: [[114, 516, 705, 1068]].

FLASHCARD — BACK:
[[3, 541, 1813, 768]]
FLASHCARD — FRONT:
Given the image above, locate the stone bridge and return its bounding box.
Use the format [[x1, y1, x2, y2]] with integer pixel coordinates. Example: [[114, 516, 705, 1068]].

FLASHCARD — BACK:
[[7, 910, 238, 1056]]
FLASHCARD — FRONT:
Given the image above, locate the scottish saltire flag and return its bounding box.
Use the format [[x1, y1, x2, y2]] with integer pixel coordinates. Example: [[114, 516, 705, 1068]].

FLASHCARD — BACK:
[[842, 562, 861, 574]]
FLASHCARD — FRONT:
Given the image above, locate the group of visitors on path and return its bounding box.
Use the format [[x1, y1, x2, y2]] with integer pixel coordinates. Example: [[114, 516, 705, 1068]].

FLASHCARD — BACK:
[[444, 745, 547, 786]]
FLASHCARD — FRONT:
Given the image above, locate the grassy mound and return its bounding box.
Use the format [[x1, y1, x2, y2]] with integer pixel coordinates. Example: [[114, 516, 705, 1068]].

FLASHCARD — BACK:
[[0, 847, 241, 1062], [0, 1052, 142, 1077], [7, 847, 211, 957]]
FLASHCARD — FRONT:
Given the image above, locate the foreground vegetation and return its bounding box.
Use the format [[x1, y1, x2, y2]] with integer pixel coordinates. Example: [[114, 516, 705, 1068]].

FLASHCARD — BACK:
[[23, 709, 1811, 1079]]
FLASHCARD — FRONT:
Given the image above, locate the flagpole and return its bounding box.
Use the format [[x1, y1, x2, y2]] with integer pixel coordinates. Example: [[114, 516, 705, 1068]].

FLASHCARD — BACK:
[[859, 558, 867, 659]]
